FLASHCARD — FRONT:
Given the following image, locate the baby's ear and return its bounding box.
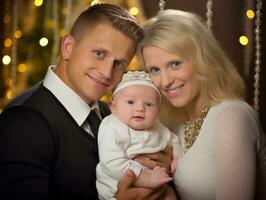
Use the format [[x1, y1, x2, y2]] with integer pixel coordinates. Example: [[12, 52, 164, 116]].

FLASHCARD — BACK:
[[108, 100, 116, 113]]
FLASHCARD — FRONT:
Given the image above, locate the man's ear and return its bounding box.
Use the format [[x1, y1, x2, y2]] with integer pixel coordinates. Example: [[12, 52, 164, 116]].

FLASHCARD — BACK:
[[61, 34, 74, 60], [108, 100, 116, 113]]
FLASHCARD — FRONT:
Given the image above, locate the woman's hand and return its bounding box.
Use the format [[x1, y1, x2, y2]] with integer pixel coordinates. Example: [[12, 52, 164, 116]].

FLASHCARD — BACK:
[[133, 145, 173, 174]]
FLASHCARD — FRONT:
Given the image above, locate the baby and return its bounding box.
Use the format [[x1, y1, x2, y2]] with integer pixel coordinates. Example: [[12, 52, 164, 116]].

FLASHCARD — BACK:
[[96, 71, 180, 200]]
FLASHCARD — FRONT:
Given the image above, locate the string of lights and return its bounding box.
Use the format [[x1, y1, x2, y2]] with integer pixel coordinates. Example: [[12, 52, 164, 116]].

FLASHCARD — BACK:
[[253, 0, 262, 112], [206, 0, 213, 29]]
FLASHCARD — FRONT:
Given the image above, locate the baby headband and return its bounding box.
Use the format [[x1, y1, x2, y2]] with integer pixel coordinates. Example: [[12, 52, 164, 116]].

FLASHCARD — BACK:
[[112, 70, 161, 98]]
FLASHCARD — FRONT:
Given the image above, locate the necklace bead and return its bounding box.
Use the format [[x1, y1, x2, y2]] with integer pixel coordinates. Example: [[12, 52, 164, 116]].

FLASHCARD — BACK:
[[184, 105, 210, 153]]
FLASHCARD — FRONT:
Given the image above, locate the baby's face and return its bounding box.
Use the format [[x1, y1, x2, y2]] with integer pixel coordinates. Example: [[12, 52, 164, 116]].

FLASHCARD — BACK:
[[110, 85, 160, 130]]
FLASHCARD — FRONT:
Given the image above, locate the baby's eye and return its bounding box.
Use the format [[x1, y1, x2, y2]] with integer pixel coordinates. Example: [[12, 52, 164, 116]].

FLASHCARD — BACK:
[[147, 67, 160, 75], [127, 100, 134, 105], [114, 60, 126, 70]]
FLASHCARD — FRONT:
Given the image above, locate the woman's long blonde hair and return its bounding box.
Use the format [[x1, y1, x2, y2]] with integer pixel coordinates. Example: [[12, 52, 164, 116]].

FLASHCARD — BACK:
[[137, 9, 245, 106]]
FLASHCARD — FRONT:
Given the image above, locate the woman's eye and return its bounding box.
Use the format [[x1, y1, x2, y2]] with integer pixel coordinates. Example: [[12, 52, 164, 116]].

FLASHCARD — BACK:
[[171, 61, 181, 69], [145, 102, 153, 107], [148, 67, 160, 75], [127, 100, 134, 105]]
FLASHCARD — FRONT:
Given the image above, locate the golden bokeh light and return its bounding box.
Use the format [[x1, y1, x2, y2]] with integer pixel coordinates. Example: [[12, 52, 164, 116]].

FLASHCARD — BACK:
[[18, 63, 27, 73], [129, 7, 139, 16], [34, 0, 43, 7], [4, 38, 13, 47], [239, 36, 249, 46], [91, 0, 101, 6], [6, 90, 13, 100], [246, 9, 255, 19], [15, 30, 23, 39]]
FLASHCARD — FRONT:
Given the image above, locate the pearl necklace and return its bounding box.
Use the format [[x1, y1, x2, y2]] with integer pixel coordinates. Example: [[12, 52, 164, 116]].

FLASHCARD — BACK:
[[183, 105, 210, 153]]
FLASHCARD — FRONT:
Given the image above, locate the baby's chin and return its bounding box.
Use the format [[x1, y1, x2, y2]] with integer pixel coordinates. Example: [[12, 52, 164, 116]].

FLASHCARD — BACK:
[[128, 123, 154, 131]]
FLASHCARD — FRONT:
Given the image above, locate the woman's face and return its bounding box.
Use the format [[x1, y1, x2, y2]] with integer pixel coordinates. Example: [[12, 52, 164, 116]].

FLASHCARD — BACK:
[[142, 46, 202, 109]]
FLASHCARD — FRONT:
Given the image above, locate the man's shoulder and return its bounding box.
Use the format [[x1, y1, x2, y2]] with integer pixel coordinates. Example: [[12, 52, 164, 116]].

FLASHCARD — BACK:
[[4, 82, 43, 110]]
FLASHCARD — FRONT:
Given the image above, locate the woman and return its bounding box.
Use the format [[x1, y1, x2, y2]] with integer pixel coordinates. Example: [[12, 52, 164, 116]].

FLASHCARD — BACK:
[[137, 9, 266, 200]]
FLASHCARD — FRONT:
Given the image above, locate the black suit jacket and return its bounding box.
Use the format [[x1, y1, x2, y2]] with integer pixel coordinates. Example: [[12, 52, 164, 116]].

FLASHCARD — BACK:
[[0, 83, 110, 200]]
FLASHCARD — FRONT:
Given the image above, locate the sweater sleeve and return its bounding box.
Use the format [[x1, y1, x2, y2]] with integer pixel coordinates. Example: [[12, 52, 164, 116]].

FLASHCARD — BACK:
[[0, 107, 56, 200], [214, 104, 258, 200], [97, 120, 142, 181]]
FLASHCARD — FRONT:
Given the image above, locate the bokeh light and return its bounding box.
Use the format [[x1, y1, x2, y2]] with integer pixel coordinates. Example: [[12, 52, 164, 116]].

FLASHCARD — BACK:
[[129, 7, 139, 16], [2, 55, 11, 65], [91, 0, 101, 6], [18, 63, 27, 73], [34, 0, 43, 7], [6, 90, 13, 100], [39, 37, 49, 47], [15, 30, 22, 39], [246, 9, 255, 19], [239, 36, 249, 46], [4, 38, 12, 47]]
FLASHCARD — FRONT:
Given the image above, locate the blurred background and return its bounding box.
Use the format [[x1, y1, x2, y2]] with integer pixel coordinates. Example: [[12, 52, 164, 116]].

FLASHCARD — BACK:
[[0, 0, 265, 131]]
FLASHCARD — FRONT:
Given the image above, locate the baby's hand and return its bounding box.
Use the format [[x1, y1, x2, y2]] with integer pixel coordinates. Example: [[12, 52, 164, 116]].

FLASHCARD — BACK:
[[149, 166, 173, 187]]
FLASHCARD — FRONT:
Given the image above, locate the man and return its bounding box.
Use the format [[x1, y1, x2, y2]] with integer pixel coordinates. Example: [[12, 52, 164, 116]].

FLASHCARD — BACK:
[[0, 3, 171, 200]]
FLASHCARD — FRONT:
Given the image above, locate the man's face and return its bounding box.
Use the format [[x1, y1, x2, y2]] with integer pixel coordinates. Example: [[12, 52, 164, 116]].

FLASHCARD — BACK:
[[58, 22, 136, 105]]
